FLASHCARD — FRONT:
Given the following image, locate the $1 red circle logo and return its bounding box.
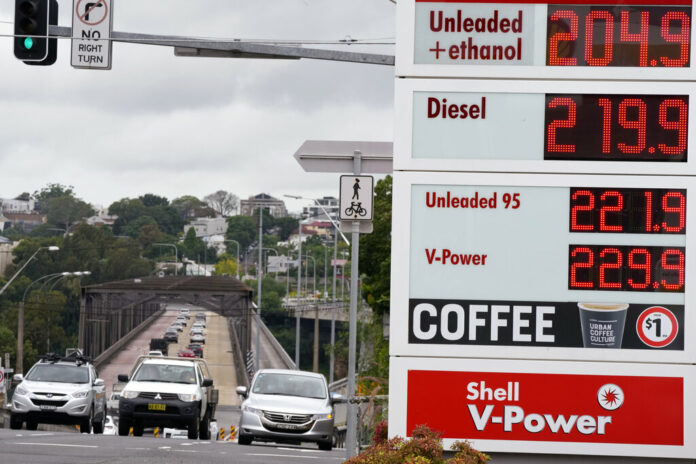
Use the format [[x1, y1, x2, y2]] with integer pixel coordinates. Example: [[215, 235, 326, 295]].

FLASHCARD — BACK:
[[636, 306, 678, 348]]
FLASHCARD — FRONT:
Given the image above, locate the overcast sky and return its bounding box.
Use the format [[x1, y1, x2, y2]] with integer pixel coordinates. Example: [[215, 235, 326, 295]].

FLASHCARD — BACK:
[[0, 0, 395, 213]]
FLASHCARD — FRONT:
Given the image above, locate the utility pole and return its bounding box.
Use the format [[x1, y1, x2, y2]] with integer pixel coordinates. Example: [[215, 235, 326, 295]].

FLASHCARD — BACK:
[[255, 207, 263, 371], [295, 219, 303, 368], [330, 229, 338, 384]]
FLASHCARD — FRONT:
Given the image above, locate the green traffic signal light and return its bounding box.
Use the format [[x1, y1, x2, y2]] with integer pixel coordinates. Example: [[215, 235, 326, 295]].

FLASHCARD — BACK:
[[23, 36, 33, 49]]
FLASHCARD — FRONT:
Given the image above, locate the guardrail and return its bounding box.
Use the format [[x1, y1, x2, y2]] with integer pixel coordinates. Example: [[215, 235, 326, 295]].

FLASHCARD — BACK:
[[228, 318, 250, 388], [92, 308, 165, 369], [255, 316, 296, 370]]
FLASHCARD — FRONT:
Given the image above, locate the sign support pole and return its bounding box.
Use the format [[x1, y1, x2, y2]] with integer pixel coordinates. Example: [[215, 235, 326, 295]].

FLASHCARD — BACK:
[[346, 151, 362, 459]]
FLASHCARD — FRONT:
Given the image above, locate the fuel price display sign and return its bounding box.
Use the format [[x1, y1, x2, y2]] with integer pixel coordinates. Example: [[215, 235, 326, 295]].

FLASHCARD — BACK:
[[396, 0, 696, 80], [390, 171, 696, 363], [394, 79, 696, 174]]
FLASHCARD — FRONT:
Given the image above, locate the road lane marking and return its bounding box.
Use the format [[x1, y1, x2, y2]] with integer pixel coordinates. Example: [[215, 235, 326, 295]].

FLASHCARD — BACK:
[[14, 442, 98, 448], [246, 453, 331, 460]]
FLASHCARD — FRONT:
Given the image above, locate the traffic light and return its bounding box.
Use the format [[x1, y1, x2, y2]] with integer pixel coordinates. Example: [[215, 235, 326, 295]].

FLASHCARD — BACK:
[[14, 0, 58, 65]]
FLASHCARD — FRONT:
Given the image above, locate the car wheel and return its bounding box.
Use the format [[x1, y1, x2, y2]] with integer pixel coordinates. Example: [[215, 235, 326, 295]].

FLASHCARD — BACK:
[[187, 416, 199, 439], [318, 440, 333, 451], [237, 433, 252, 445], [199, 411, 211, 440], [80, 407, 93, 434], [9, 414, 23, 430], [118, 418, 130, 436], [25, 421, 38, 431], [93, 411, 105, 434], [132, 422, 144, 437]]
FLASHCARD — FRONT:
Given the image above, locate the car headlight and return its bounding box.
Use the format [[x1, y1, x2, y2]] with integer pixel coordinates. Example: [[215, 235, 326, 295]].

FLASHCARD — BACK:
[[120, 390, 139, 399], [178, 393, 200, 402], [242, 404, 263, 415], [72, 390, 90, 399], [14, 385, 29, 396], [313, 413, 333, 420]]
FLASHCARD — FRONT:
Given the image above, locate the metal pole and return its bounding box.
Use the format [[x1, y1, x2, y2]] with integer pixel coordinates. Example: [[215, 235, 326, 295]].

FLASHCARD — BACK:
[[346, 150, 362, 458], [255, 208, 263, 372], [324, 245, 328, 302], [17, 301, 24, 374], [295, 219, 303, 368], [330, 229, 338, 384]]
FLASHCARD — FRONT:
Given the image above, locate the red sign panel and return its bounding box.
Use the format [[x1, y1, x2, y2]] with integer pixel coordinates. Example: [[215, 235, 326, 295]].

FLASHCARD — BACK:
[[407, 370, 683, 445]]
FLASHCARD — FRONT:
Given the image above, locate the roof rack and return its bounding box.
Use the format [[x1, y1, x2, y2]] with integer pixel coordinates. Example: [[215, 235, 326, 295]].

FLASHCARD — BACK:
[[39, 350, 92, 366]]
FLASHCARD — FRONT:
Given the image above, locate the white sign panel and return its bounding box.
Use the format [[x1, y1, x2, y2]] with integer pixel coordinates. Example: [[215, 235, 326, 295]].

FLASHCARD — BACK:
[[396, 0, 696, 80], [394, 79, 695, 175], [339, 175, 374, 221], [389, 357, 696, 458], [390, 171, 696, 363], [71, 0, 113, 70]]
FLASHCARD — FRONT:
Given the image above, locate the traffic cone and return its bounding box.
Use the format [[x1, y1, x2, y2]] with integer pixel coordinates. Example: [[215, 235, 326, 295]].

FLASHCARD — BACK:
[[229, 425, 237, 441], [154, 427, 160, 438], [219, 427, 225, 441], [129, 427, 134, 436]]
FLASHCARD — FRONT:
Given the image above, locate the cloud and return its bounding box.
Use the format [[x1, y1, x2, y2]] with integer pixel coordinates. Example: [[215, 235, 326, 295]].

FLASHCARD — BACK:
[[0, 0, 395, 212]]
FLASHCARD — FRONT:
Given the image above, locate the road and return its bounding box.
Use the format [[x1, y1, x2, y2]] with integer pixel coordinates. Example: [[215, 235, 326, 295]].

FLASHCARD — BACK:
[[166, 307, 240, 406], [0, 429, 346, 464]]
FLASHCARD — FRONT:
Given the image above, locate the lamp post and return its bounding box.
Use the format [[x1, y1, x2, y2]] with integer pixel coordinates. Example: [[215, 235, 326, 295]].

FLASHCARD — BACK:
[[224, 239, 241, 279], [17, 270, 68, 373], [284, 195, 349, 377], [255, 207, 265, 372], [43, 271, 91, 353], [0, 245, 59, 298], [153, 243, 178, 276]]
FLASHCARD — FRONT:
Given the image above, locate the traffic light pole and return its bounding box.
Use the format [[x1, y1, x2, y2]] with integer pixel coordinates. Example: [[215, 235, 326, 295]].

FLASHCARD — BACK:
[[48, 25, 394, 66]]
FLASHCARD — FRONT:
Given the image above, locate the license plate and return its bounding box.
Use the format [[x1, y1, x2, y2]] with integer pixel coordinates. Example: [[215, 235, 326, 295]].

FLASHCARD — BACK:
[[276, 423, 298, 430], [39, 405, 57, 411], [148, 403, 166, 411]]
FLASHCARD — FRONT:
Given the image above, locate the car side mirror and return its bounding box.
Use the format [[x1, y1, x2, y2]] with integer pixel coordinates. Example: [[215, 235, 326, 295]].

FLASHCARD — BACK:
[[202, 378, 213, 387], [236, 386, 248, 397], [117, 374, 129, 382], [330, 392, 347, 404], [13, 374, 23, 382], [94, 378, 105, 387]]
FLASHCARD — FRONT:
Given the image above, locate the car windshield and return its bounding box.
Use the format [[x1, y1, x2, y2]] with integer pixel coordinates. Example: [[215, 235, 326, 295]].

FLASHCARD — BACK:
[[25, 364, 90, 384], [252, 373, 327, 399], [133, 364, 197, 384]]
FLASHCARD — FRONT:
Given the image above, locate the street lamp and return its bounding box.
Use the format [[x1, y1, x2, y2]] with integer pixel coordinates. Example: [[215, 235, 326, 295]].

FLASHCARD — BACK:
[[153, 243, 178, 276], [43, 271, 91, 353], [0, 245, 59, 297], [284, 195, 349, 382], [224, 239, 241, 280], [17, 270, 67, 373]]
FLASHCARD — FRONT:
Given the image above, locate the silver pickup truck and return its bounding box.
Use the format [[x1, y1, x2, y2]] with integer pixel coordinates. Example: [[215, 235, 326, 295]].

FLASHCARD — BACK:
[[117, 355, 218, 439]]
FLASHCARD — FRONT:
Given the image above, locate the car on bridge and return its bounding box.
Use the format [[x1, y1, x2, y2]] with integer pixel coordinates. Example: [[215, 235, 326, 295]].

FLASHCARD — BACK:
[[10, 352, 107, 433], [164, 329, 178, 343], [236, 369, 345, 450], [190, 333, 205, 344], [117, 355, 218, 440], [177, 348, 196, 358], [187, 344, 203, 358]]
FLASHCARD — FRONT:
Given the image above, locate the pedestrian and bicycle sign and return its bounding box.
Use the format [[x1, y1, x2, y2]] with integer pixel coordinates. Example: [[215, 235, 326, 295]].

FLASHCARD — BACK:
[[71, 0, 113, 70], [339, 175, 374, 221]]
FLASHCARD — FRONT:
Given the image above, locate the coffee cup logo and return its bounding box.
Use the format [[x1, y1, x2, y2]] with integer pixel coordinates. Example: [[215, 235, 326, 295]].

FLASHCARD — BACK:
[[578, 303, 629, 348]]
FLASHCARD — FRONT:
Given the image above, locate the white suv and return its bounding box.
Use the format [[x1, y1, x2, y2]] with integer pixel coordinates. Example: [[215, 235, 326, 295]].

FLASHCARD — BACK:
[[10, 353, 107, 433]]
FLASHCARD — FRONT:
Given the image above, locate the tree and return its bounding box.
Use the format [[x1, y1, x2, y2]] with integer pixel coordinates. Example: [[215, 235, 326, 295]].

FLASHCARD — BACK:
[[226, 216, 257, 251], [204, 190, 239, 217], [171, 195, 211, 218], [33, 183, 75, 205], [139, 194, 169, 207], [213, 254, 239, 276], [45, 195, 94, 231], [15, 192, 31, 201], [274, 216, 298, 241], [360, 176, 392, 317]]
